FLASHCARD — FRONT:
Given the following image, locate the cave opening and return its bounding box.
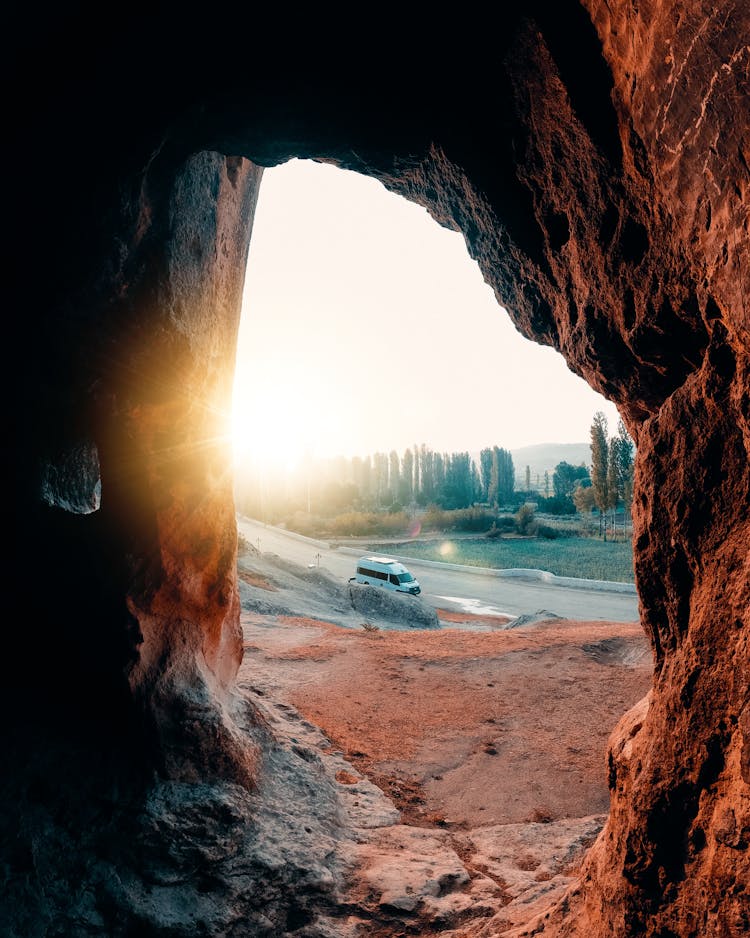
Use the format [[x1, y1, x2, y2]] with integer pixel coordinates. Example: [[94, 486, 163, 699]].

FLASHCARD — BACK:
[[231, 158, 627, 549], [5, 4, 748, 934], [229, 156, 651, 894]]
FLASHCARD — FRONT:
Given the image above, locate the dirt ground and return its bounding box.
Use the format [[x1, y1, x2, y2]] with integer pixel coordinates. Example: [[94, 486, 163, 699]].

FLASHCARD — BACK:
[[239, 609, 652, 831], [236, 550, 654, 935]]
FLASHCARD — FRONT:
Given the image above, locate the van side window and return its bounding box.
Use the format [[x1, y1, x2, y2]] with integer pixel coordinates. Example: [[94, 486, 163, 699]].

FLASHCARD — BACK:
[[389, 574, 399, 585]]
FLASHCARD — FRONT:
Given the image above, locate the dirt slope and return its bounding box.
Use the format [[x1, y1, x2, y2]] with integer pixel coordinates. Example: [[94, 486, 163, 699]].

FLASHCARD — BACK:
[[237, 550, 654, 936]]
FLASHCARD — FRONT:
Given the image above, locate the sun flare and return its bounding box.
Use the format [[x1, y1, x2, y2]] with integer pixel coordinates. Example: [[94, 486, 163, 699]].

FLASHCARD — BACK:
[[231, 357, 332, 472], [232, 386, 308, 472]]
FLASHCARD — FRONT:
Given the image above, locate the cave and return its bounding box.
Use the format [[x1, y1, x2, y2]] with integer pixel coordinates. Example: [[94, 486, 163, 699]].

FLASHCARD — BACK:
[[4, 3, 748, 937]]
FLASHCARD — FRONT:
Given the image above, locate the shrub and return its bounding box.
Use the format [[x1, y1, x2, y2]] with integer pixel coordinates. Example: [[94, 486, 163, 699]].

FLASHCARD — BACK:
[[376, 511, 411, 535], [536, 524, 560, 540], [535, 495, 576, 515], [285, 511, 324, 537], [422, 504, 449, 531], [329, 511, 381, 536], [486, 515, 517, 538], [515, 503, 537, 535], [423, 505, 499, 533], [496, 514, 517, 531], [450, 507, 497, 532]]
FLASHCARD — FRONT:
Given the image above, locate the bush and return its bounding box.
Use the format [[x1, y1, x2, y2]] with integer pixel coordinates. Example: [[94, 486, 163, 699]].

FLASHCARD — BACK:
[[486, 515, 517, 539], [536, 524, 560, 540], [285, 511, 326, 537], [422, 505, 498, 533], [376, 511, 411, 535], [515, 503, 537, 535], [328, 512, 380, 536], [450, 507, 498, 532], [535, 495, 576, 515], [422, 504, 449, 531], [324, 510, 413, 537]]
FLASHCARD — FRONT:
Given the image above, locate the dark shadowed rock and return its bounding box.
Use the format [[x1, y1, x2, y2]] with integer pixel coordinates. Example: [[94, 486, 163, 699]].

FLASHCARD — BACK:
[[4, 3, 748, 935]]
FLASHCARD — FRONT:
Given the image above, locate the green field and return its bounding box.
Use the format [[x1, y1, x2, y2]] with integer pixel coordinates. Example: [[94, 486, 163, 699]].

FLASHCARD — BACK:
[[365, 536, 634, 583]]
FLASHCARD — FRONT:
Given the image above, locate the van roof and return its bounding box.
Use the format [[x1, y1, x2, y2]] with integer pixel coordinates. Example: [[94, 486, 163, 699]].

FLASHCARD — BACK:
[[360, 555, 398, 565]]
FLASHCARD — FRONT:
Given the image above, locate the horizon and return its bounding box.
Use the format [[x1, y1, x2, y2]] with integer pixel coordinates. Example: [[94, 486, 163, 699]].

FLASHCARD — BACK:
[[232, 160, 622, 470]]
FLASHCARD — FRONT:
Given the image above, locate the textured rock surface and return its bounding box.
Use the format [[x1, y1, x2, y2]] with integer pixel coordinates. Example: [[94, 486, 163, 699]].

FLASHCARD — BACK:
[[5, 2, 749, 935], [347, 582, 440, 629]]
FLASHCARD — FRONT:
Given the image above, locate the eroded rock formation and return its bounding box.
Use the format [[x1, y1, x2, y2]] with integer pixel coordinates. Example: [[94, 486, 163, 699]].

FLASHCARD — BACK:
[[4, 1, 748, 935]]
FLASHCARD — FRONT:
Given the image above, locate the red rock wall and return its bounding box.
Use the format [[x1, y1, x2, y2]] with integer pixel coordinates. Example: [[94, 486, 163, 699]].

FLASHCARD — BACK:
[[100, 151, 264, 781], [529, 5, 750, 934], [4, 2, 748, 934]]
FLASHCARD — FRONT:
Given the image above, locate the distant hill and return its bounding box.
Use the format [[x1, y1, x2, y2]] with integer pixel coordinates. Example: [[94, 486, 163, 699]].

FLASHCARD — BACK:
[[469, 442, 592, 492], [509, 443, 590, 489]]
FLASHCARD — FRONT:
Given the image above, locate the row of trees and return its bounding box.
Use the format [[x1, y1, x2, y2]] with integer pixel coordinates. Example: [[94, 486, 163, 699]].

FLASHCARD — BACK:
[[350, 445, 487, 510], [236, 443, 519, 521], [572, 412, 634, 539], [479, 447, 515, 506], [235, 415, 635, 538]]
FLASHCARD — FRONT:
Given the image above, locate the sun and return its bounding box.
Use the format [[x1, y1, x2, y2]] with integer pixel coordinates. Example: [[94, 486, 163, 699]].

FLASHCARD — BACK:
[[231, 370, 310, 472]]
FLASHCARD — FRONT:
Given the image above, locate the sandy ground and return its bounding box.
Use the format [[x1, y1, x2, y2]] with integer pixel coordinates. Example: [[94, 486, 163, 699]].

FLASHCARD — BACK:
[[240, 611, 651, 830], [236, 548, 653, 935]]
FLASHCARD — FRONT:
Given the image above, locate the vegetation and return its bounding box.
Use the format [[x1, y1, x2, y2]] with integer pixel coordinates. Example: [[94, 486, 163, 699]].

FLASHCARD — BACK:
[[481, 446, 515, 506], [588, 412, 634, 540], [553, 461, 590, 498], [237, 442, 517, 523], [365, 536, 634, 583], [288, 505, 519, 539], [234, 413, 636, 581]]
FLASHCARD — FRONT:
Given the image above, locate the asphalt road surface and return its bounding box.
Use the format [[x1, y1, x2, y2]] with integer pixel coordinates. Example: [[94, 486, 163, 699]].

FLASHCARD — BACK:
[[237, 516, 640, 623]]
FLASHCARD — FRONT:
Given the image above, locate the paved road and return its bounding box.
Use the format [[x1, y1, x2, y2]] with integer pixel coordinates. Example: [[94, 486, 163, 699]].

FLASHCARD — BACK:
[[238, 516, 640, 623]]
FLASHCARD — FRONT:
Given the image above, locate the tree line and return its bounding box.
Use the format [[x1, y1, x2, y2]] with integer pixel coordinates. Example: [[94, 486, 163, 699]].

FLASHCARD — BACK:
[[235, 414, 635, 540], [328, 444, 518, 512], [235, 444, 519, 520]]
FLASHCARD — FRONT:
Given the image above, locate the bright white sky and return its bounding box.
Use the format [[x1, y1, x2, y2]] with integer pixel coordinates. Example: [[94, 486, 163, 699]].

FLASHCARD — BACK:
[[232, 159, 620, 469]]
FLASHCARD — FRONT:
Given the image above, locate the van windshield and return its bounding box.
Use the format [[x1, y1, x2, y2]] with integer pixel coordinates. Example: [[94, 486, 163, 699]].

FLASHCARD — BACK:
[[397, 572, 415, 583]]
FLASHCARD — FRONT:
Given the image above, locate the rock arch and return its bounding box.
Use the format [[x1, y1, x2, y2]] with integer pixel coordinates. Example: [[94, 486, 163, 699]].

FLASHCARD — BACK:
[[5, 3, 748, 936]]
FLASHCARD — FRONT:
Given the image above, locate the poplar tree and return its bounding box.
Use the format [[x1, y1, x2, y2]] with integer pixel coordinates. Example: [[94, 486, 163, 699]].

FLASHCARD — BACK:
[[498, 449, 515, 505], [373, 452, 389, 508], [389, 450, 400, 504], [590, 410, 610, 539], [360, 454, 372, 505], [401, 448, 414, 504], [480, 448, 493, 501], [607, 440, 620, 537], [488, 447, 500, 506], [433, 452, 445, 503], [616, 419, 635, 521], [420, 444, 435, 504], [471, 461, 482, 503]]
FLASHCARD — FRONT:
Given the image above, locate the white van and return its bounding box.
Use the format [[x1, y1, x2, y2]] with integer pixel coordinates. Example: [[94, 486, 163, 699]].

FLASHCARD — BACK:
[[350, 556, 421, 595]]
